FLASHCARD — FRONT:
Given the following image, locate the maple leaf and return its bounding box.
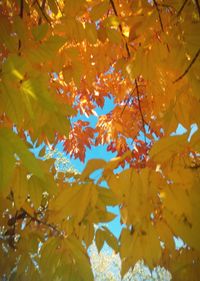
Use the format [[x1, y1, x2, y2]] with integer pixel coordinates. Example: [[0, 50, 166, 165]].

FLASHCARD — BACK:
[[63, 120, 95, 162]]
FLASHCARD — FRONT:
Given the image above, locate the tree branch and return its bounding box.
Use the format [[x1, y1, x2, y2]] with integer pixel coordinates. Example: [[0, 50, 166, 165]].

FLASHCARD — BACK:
[[177, 0, 188, 17], [19, 0, 24, 18], [173, 47, 200, 83], [153, 0, 171, 52], [120, 87, 136, 116], [109, 0, 130, 58], [153, 0, 164, 32], [36, 0, 51, 25], [21, 208, 61, 235], [110, 0, 118, 18], [18, 0, 24, 54], [195, 0, 200, 17], [55, 0, 63, 15], [135, 79, 147, 144]]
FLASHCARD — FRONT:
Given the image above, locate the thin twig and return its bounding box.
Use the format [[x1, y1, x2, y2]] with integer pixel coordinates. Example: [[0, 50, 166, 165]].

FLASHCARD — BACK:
[[157, 3, 172, 9], [110, 0, 118, 17], [195, 0, 200, 16], [31, 0, 37, 6], [173, 47, 200, 83], [153, 0, 170, 52], [21, 208, 60, 235], [55, 0, 63, 15], [177, 0, 188, 17], [130, 225, 134, 235], [19, 0, 24, 18], [153, 0, 164, 32], [109, 0, 130, 58], [36, 0, 51, 25], [120, 87, 136, 116], [135, 79, 147, 144], [18, 0, 23, 54], [38, 0, 47, 25]]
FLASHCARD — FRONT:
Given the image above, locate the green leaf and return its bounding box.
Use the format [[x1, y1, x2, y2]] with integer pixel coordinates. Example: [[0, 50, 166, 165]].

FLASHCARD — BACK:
[[28, 36, 66, 63], [13, 165, 29, 209], [28, 175, 45, 209], [0, 137, 15, 192], [0, 128, 44, 180], [2, 54, 27, 81], [67, 237, 94, 281], [32, 23, 49, 42]]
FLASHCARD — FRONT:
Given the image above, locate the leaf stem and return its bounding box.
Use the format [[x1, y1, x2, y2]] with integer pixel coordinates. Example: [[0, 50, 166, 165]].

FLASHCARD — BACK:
[[135, 79, 147, 144], [195, 0, 200, 17], [177, 0, 188, 17], [21, 208, 61, 235], [36, 0, 51, 25], [120, 87, 136, 116], [109, 0, 130, 58], [173, 47, 200, 83], [18, 0, 24, 54], [19, 0, 24, 18], [153, 0, 164, 32]]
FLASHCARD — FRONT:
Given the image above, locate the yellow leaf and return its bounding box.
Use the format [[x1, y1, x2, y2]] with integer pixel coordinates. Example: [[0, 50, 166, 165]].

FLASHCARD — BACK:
[[12, 165, 28, 209], [0, 136, 15, 193], [163, 209, 200, 251], [2, 54, 27, 81], [13, 16, 27, 43], [32, 23, 49, 41], [0, 128, 44, 180], [90, 0, 109, 21], [120, 228, 133, 258], [40, 237, 60, 272], [28, 175, 45, 209], [127, 169, 156, 225], [85, 23, 97, 44], [121, 222, 161, 273], [81, 159, 106, 180], [161, 186, 192, 218], [95, 228, 105, 252], [64, 0, 86, 17], [103, 16, 120, 29], [102, 227, 119, 252], [28, 36, 66, 63], [98, 186, 118, 206], [108, 169, 131, 202], [84, 223, 95, 247], [0, 16, 18, 52], [190, 129, 200, 150], [50, 184, 91, 223], [66, 237, 94, 281], [155, 220, 175, 251], [48, 0, 59, 15], [106, 28, 122, 44], [150, 134, 188, 163]]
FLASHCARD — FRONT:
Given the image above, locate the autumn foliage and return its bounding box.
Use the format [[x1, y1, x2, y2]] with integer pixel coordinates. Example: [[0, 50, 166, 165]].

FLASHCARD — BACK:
[[0, 0, 200, 280]]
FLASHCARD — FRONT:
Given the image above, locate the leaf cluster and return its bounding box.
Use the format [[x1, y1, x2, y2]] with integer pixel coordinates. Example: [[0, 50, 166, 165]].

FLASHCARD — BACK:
[[0, 0, 200, 280]]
